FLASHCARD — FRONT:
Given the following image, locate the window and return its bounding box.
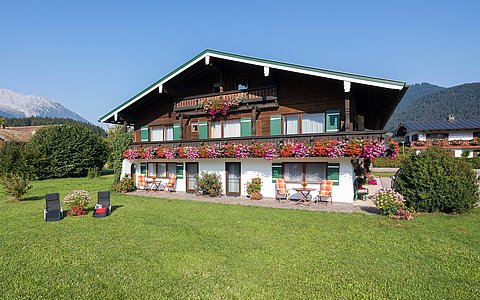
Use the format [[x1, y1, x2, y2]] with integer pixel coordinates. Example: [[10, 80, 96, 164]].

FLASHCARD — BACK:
[[474, 132, 480, 138], [412, 134, 419, 141], [235, 78, 248, 90], [284, 162, 326, 183], [284, 115, 299, 135], [191, 122, 199, 133], [213, 82, 221, 93], [151, 126, 164, 142], [165, 125, 174, 141], [146, 162, 177, 178], [210, 121, 222, 138], [302, 113, 325, 134], [426, 132, 449, 140], [223, 119, 241, 138]]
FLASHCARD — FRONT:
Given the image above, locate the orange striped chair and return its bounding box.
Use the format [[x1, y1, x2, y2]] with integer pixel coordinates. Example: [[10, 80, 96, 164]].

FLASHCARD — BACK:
[[166, 174, 177, 192], [137, 175, 147, 190], [315, 180, 334, 205], [275, 178, 290, 202]]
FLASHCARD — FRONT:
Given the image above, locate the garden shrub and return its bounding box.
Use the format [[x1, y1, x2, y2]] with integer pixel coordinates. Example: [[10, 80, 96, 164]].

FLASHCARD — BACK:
[[373, 189, 408, 217], [27, 124, 108, 179], [246, 177, 262, 200], [0, 141, 35, 178], [105, 126, 133, 185], [114, 174, 136, 193], [64, 190, 91, 216], [0, 173, 32, 201], [395, 147, 479, 213], [194, 172, 222, 197]]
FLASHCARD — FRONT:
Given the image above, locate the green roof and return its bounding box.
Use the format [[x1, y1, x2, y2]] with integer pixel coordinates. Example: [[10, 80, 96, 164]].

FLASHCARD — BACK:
[[100, 49, 407, 122]]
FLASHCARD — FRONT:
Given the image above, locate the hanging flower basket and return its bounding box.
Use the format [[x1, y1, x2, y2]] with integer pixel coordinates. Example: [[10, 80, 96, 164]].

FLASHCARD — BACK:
[[200, 96, 244, 119]]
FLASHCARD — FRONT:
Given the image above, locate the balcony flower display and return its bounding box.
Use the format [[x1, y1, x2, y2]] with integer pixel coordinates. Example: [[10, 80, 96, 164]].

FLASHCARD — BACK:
[[163, 147, 178, 159], [311, 140, 345, 158], [251, 143, 279, 160], [179, 146, 200, 160], [361, 140, 387, 159], [385, 139, 400, 159], [280, 142, 310, 159], [344, 140, 364, 158], [200, 96, 244, 119], [143, 147, 154, 160], [469, 138, 479, 146], [200, 144, 224, 158], [223, 144, 251, 159], [155, 146, 166, 158], [123, 149, 139, 160]]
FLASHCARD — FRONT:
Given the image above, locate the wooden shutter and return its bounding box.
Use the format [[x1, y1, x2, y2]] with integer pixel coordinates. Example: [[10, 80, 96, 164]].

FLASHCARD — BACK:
[[176, 163, 184, 179], [199, 121, 208, 139], [140, 163, 147, 175], [241, 118, 252, 137], [140, 126, 149, 142], [326, 111, 340, 132], [272, 163, 283, 183], [173, 124, 181, 140], [270, 115, 281, 135], [327, 163, 340, 186]]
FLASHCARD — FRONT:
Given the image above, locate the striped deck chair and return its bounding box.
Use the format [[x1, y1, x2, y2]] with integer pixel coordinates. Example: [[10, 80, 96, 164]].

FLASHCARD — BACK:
[[275, 178, 290, 202], [137, 175, 147, 190], [315, 180, 334, 205], [166, 174, 177, 192]]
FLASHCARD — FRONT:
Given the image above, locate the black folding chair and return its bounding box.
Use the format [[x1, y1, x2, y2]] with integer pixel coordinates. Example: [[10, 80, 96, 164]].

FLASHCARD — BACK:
[[93, 191, 111, 218], [44, 193, 63, 222]]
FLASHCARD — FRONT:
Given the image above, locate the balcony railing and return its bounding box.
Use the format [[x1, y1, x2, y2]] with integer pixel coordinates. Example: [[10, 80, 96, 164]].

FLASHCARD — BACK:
[[174, 86, 277, 111], [131, 130, 387, 150]]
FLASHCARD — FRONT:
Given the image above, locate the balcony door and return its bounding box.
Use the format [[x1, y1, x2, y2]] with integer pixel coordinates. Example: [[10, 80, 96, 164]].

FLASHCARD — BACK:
[[226, 162, 241, 196], [186, 162, 198, 193]]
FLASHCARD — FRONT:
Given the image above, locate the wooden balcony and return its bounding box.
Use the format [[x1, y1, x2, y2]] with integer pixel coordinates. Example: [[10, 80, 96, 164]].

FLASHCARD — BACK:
[[174, 86, 277, 112], [131, 130, 388, 150]]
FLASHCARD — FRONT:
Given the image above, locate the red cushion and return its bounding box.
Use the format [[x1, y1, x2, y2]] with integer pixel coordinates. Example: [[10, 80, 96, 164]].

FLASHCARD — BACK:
[[96, 207, 107, 214]]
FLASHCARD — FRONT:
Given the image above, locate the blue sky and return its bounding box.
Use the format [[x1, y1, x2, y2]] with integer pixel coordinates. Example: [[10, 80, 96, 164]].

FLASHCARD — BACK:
[[0, 0, 479, 125]]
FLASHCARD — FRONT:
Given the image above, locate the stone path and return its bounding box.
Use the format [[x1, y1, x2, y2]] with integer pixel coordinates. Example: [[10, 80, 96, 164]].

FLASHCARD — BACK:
[[130, 190, 380, 214]]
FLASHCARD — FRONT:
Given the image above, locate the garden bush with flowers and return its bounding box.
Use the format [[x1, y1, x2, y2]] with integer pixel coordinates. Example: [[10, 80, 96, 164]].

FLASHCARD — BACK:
[[64, 190, 91, 216], [194, 172, 223, 197], [114, 174, 136, 193], [246, 177, 262, 200], [373, 189, 413, 219], [122, 138, 399, 162]]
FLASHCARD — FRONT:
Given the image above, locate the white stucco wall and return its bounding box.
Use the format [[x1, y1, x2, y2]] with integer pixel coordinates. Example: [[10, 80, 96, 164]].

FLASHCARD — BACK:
[[124, 157, 356, 203], [449, 131, 473, 140]]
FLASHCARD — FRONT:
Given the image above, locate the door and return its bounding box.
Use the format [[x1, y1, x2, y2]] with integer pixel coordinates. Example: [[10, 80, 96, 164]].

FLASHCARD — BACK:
[[226, 162, 241, 195], [186, 162, 199, 193]]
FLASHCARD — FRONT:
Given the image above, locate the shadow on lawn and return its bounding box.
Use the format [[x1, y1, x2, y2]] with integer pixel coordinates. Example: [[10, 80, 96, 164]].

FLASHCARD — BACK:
[[22, 195, 45, 201], [84, 205, 124, 215]]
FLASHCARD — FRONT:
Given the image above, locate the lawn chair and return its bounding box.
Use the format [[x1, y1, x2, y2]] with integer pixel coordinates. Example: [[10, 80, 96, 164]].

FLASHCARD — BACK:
[[314, 180, 334, 205], [137, 174, 147, 190], [275, 178, 290, 202], [354, 178, 369, 201], [44, 193, 63, 222], [93, 191, 112, 218], [166, 174, 177, 192]]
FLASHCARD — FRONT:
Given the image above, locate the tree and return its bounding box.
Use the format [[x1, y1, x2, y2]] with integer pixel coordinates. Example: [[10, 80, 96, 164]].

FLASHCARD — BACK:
[[28, 124, 108, 179], [395, 147, 479, 213], [105, 125, 133, 184], [0, 141, 35, 178]]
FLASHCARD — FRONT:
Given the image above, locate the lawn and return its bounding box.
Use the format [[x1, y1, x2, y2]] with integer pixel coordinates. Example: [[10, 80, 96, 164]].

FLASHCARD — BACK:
[[1, 176, 479, 299]]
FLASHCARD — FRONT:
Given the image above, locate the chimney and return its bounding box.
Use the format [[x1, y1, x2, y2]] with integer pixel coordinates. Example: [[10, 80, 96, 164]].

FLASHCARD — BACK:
[[447, 114, 456, 121]]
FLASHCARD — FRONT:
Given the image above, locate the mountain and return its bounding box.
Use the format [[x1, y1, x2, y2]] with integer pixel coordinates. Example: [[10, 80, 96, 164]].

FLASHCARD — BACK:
[[385, 82, 480, 132], [0, 88, 90, 123]]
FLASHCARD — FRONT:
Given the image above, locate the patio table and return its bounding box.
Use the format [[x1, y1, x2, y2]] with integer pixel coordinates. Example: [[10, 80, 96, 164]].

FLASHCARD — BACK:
[[292, 187, 316, 206]]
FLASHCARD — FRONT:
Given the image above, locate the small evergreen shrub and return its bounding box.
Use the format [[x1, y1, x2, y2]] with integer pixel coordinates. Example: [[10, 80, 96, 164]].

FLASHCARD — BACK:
[[114, 174, 135, 193], [0, 174, 32, 201], [194, 172, 222, 197], [395, 147, 479, 213]]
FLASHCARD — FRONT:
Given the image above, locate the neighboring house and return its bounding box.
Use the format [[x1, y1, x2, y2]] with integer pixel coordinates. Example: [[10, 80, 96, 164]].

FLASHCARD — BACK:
[[100, 49, 408, 202], [0, 126, 42, 145], [394, 115, 480, 157]]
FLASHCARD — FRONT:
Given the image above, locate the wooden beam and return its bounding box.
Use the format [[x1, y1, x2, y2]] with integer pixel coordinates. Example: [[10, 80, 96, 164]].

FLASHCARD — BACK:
[[344, 81, 351, 132], [251, 105, 257, 136], [179, 113, 184, 140]]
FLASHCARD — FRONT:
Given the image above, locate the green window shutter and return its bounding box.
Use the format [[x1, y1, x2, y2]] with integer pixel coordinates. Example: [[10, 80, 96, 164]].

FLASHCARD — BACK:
[[176, 163, 184, 179], [241, 118, 252, 137], [270, 115, 281, 135], [141, 126, 149, 141], [173, 124, 181, 140], [327, 163, 340, 186], [199, 121, 208, 139], [326, 111, 340, 132], [140, 163, 147, 175], [272, 163, 283, 183]]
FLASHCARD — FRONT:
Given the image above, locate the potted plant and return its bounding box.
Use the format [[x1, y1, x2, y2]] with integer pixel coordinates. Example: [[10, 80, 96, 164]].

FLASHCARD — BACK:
[[301, 180, 308, 188], [64, 190, 91, 216], [246, 177, 262, 200]]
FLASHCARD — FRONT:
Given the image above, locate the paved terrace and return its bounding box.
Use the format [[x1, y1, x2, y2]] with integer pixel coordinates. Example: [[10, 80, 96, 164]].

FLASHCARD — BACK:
[[128, 177, 391, 214]]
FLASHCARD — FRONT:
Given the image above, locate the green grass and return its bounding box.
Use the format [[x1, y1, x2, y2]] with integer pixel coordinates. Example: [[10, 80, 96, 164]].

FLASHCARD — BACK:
[[1, 176, 479, 299]]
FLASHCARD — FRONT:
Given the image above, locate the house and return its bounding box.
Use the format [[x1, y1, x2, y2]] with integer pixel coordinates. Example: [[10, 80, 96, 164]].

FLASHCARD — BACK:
[[100, 49, 408, 202], [394, 115, 480, 157], [0, 126, 42, 145]]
